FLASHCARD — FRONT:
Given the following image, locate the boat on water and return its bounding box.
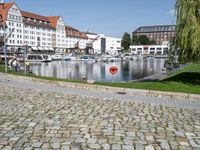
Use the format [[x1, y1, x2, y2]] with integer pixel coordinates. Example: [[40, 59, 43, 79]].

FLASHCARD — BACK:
[[62, 55, 81, 61], [51, 54, 62, 61], [108, 56, 122, 62], [80, 55, 95, 62], [26, 54, 52, 62], [101, 55, 112, 62]]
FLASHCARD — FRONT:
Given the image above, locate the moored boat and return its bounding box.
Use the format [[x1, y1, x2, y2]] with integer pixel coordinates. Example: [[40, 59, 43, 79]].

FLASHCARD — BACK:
[[26, 54, 52, 62]]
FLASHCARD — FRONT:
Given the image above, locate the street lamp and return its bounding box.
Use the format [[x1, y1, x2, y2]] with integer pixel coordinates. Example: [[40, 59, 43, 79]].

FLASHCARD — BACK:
[[0, 0, 7, 73]]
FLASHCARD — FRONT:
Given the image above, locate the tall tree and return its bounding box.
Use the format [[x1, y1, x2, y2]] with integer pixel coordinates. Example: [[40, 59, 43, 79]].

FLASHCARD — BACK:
[[132, 35, 156, 45], [175, 0, 200, 63], [121, 32, 131, 51], [132, 34, 139, 45]]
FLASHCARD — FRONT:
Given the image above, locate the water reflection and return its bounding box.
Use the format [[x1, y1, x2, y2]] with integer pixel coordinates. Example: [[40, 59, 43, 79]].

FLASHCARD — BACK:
[[29, 58, 166, 82]]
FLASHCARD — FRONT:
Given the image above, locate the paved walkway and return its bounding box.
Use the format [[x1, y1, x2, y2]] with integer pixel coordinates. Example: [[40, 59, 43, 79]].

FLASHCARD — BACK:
[[0, 74, 200, 149], [0, 74, 200, 110]]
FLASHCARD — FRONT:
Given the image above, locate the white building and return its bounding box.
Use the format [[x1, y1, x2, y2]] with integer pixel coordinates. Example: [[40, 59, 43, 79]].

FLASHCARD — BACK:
[[105, 36, 121, 55], [86, 32, 121, 55], [0, 2, 121, 56], [0, 2, 66, 54], [65, 25, 88, 52], [0, 2, 24, 53], [21, 10, 55, 53], [48, 16, 66, 54], [129, 44, 169, 55]]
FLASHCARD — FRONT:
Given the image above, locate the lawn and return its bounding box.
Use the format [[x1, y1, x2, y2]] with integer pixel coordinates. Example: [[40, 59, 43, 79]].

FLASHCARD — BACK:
[[97, 63, 200, 94], [0, 63, 200, 94]]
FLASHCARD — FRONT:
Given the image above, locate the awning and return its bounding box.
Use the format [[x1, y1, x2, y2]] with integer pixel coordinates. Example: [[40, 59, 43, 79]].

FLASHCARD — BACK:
[[32, 47, 38, 50], [44, 47, 49, 51], [38, 47, 44, 51], [49, 47, 54, 51]]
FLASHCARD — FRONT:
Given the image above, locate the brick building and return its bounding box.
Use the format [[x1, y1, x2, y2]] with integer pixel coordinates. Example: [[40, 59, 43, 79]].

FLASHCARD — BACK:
[[133, 25, 175, 45]]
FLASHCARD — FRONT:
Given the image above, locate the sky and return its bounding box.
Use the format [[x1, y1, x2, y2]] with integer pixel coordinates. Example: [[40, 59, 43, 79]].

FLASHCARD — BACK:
[[6, 0, 176, 38]]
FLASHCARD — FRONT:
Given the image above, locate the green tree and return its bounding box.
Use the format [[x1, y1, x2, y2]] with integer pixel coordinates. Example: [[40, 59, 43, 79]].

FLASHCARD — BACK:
[[121, 32, 131, 51], [137, 35, 156, 45], [175, 0, 200, 63], [131, 35, 156, 45], [132, 34, 139, 45]]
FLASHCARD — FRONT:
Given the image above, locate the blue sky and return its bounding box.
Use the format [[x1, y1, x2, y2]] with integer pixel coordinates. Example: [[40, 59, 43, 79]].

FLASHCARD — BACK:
[[7, 0, 176, 38]]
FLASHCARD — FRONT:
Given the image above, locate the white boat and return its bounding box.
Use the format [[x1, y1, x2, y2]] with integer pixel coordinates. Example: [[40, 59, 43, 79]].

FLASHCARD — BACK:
[[102, 55, 112, 62], [51, 54, 62, 60], [70, 56, 81, 61], [108, 57, 122, 62], [80, 55, 95, 62], [26, 54, 52, 62], [62, 55, 71, 61]]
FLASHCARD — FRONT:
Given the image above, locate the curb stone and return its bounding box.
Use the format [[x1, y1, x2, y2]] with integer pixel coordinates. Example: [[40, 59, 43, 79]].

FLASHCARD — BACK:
[[1, 73, 200, 101]]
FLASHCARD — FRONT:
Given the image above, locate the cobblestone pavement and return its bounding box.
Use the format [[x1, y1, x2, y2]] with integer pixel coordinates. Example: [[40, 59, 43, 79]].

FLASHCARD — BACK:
[[0, 74, 200, 110], [0, 83, 200, 150]]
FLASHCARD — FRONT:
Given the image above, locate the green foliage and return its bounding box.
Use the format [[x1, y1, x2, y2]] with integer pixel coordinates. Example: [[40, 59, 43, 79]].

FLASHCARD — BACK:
[[175, 0, 200, 63], [121, 32, 131, 51], [131, 34, 139, 45], [132, 35, 156, 45]]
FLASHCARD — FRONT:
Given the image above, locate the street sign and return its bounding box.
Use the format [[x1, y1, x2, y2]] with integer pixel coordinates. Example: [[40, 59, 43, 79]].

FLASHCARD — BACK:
[[109, 66, 118, 75]]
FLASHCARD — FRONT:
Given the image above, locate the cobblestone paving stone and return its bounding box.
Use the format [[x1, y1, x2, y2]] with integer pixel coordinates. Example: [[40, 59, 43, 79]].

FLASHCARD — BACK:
[[0, 85, 200, 150]]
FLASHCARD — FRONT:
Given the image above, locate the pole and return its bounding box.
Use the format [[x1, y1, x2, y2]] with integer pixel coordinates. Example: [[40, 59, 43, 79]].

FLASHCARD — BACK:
[[24, 45, 27, 75], [2, 2, 7, 73]]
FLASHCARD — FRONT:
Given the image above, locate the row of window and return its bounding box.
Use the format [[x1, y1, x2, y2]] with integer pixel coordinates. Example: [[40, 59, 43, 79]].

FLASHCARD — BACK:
[[24, 25, 53, 32], [10, 34, 22, 39], [57, 44, 66, 47], [9, 40, 22, 44], [132, 47, 168, 51], [8, 14, 22, 21], [138, 26, 175, 32], [8, 22, 22, 27]]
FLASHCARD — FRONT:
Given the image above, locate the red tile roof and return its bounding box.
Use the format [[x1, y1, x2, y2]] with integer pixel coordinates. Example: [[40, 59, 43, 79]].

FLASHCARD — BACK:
[[0, 2, 15, 23], [47, 16, 60, 28], [65, 25, 88, 39], [21, 10, 50, 23]]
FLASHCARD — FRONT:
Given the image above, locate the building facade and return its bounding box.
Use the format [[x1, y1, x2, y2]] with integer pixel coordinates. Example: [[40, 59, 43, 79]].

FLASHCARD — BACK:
[[105, 36, 121, 55], [48, 16, 66, 54], [0, 2, 121, 56], [21, 11, 55, 54], [86, 32, 121, 55], [65, 25, 88, 52], [129, 44, 169, 55], [133, 25, 175, 45], [0, 2, 24, 53]]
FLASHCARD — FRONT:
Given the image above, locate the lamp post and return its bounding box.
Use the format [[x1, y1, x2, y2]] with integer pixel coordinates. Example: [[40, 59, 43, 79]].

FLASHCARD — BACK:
[[0, 0, 7, 73]]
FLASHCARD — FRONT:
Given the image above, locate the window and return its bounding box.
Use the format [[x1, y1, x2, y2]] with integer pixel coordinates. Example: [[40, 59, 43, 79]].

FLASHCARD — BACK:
[[157, 48, 162, 50]]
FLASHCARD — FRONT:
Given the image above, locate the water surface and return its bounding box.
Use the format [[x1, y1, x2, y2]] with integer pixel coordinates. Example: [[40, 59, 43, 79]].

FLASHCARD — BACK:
[[29, 58, 166, 82]]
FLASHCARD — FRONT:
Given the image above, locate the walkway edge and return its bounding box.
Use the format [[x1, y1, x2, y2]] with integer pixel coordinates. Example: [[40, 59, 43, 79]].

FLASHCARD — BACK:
[[2, 73, 200, 101]]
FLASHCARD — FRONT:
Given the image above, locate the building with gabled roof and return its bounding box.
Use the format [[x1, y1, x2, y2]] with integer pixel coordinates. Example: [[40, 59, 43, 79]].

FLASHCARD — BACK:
[[47, 16, 66, 53], [0, 2, 24, 53], [65, 25, 88, 51]]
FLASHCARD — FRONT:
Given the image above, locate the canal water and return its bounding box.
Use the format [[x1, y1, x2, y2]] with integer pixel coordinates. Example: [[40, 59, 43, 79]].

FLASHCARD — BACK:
[[29, 58, 166, 82]]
